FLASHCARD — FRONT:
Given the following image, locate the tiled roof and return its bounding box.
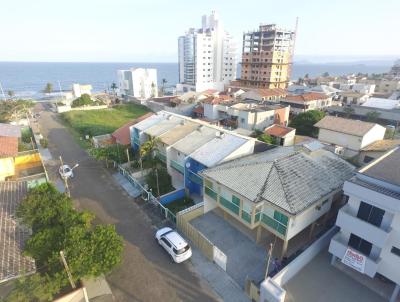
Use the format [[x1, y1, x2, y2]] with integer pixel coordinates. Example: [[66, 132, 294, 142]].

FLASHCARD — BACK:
[[158, 122, 199, 145], [256, 88, 287, 97], [285, 92, 329, 102], [361, 139, 400, 152], [265, 124, 295, 138], [0, 181, 36, 282], [0, 136, 18, 157], [202, 95, 233, 105], [201, 149, 354, 214], [133, 112, 169, 131], [171, 126, 218, 155], [189, 133, 250, 167], [0, 123, 21, 138], [315, 116, 381, 137], [112, 113, 153, 145]]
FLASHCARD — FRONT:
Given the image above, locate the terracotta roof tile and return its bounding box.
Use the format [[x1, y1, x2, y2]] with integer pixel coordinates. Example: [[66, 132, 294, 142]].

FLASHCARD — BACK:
[[265, 124, 295, 137], [0, 136, 18, 157], [361, 139, 400, 152], [285, 92, 329, 102]]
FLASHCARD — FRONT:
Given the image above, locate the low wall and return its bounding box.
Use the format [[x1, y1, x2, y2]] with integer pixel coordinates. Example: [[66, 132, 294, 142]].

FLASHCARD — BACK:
[[273, 226, 338, 286], [15, 151, 42, 165], [159, 189, 185, 205], [53, 287, 88, 302], [57, 105, 108, 113]]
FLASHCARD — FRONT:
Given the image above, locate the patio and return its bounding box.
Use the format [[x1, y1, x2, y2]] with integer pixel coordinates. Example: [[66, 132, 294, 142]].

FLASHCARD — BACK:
[[190, 209, 267, 288]]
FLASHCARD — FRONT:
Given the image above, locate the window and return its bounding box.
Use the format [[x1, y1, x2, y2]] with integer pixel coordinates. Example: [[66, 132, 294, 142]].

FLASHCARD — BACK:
[[348, 233, 372, 256], [357, 202, 385, 227], [273, 211, 288, 226], [232, 195, 240, 206], [161, 238, 171, 248], [391, 246, 400, 257]]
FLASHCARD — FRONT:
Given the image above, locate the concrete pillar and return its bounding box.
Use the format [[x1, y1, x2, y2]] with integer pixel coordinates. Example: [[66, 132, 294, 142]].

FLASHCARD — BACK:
[[280, 240, 288, 260], [390, 284, 400, 302], [256, 226, 262, 244], [330, 255, 337, 265]]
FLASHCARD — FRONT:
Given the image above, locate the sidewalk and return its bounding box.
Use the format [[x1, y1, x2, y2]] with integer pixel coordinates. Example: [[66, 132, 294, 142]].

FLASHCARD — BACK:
[[190, 248, 250, 302]]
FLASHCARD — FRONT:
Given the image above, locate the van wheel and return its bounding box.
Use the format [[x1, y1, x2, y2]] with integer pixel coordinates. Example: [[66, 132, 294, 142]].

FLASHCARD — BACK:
[[170, 255, 175, 263]]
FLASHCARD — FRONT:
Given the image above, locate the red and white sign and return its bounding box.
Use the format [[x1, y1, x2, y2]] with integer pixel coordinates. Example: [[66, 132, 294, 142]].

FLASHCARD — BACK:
[[341, 248, 366, 273]]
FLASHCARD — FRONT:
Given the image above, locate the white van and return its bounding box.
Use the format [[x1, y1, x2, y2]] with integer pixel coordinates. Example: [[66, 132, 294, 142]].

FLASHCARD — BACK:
[[155, 227, 192, 263]]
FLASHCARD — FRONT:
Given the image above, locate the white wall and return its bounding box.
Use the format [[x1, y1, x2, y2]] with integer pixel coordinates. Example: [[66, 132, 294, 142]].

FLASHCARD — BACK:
[[204, 103, 219, 120], [220, 140, 255, 163], [360, 125, 386, 149], [318, 129, 363, 153]]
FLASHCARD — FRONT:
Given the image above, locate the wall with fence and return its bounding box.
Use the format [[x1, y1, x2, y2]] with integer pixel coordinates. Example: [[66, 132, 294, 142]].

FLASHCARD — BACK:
[[176, 203, 214, 261], [57, 105, 108, 113], [159, 189, 185, 205]]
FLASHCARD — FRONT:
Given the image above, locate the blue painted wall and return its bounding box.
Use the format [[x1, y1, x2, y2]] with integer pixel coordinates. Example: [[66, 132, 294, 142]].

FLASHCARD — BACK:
[[159, 189, 186, 205], [184, 157, 206, 196]]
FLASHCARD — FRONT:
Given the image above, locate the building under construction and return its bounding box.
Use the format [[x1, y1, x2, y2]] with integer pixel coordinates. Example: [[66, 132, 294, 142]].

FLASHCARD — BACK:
[[239, 23, 296, 89]]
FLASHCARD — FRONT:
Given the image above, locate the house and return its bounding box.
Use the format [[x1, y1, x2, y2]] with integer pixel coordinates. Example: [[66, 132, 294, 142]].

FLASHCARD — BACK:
[[72, 84, 92, 98], [339, 91, 370, 106], [264, 124, 296, 146], [0, 181, 36, 283], [359, 139, 400, 165], [117, 68, 158, 100], [0, 125, 20, 181], [201, 147, 354, 259], [338, 83, 375, 95], [238, 88, 287, 102], [308, 85, 341, 98], [329, 147, 400, 302], [185, 132, 255, 196], [315, 116, 386, 158], [112, 113, 153, 145], [281, 92, 332, 115], [362, 97, 400, 110]]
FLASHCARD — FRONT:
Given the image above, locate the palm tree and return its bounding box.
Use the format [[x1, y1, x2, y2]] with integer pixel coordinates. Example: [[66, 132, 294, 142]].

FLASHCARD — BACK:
[[111, 82, 117, 96], [139, 136, 161, 160], [7, 90, 15, 100], [343, 107, 355, 118]]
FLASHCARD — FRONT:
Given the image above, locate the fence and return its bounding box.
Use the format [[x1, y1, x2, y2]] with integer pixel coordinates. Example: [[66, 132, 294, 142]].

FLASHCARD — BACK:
[[176, 203, 214, 261], [117, 164, 176, 223], [159, 189, 185, 205]]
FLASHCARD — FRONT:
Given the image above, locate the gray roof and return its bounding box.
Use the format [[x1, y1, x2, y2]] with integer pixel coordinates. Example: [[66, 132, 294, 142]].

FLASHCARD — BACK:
[[0, 181, 36, 282], [315, 116, 381, 137], [0, 123, 21, 138], [362, 147, 400, 187], [201, 149, 354, 215], [171, 126, 218, 155]]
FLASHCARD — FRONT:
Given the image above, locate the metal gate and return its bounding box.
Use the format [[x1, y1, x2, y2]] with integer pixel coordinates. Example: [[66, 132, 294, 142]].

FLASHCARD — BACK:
[[213, 246, 227, 271]]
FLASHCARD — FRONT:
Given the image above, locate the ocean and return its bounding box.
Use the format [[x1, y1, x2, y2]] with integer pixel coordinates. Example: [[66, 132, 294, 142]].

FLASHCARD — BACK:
[[0, 61, 392, 100]]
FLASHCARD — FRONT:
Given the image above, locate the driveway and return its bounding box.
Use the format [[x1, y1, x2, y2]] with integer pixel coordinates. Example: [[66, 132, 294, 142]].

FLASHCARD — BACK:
[[37, 104, 220, 302]]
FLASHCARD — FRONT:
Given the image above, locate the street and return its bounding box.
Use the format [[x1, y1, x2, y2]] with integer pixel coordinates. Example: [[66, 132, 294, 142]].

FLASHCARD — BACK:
[[37, 104, 220, 302]]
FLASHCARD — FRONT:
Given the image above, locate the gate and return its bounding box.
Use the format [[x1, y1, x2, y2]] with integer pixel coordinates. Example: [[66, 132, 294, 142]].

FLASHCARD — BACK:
[[213, 246, 227, 271]]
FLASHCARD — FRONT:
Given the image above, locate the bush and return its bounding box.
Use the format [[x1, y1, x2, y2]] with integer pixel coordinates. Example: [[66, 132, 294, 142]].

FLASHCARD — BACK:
[[145, 167, 174, 196], [40, 138, 48, 148], [89, 144, 130, 163], [257, 133, 277, 145], [21, 127, 33, 144], [71, 94, 92, 108]]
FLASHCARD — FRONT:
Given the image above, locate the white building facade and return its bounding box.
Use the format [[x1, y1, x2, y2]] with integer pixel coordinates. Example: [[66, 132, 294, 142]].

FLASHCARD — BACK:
[[177, 11, 236, 93], [117, 68, 158, 100], [329, 147, 400, 302]]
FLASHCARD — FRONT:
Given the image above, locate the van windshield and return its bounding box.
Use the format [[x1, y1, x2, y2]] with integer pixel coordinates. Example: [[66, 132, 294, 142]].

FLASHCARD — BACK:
[[174, 244, 190, 255]]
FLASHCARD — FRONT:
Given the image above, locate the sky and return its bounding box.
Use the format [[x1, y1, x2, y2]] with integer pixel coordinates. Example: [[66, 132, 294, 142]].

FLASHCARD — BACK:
[[1, 0, 399, 63]]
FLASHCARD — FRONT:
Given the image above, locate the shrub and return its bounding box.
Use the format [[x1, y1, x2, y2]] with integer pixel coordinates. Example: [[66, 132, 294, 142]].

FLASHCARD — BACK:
[[289, 110, 326, 137], [40, 138, 48, 148], [71, 94, 92, 108]]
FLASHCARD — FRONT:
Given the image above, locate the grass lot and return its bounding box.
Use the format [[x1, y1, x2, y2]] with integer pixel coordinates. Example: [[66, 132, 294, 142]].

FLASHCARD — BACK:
[[165, 197, 195, 214], [61, 103, 150, 137]]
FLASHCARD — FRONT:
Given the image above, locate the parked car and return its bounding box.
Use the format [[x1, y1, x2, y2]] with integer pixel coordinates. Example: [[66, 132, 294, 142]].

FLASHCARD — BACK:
[[155, 227, 192, 263], [59, 165, 74, 179]]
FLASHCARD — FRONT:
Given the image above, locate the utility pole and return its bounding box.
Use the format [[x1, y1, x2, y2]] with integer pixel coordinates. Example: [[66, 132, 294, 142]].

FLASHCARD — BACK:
[[265, 236, 277, 279], [59, 155, 70, 197], [60, 251, 76, 289]]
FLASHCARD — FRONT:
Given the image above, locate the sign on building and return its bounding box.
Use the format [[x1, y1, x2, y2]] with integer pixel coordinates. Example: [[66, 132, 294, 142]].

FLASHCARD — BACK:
[[341, 248, 366, 273]]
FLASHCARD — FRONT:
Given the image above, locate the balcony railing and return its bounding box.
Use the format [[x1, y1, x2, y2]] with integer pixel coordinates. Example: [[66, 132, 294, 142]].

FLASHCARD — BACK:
[[261, 214, 286, 236], [156, 151, 167, 163], [170, 159, 184, 174], [188, 171, 203, 186], [219, 196, 240, 215], [241, 211, 252, 224], [336, 205, 391, 248], [205, 186, 218, 200]]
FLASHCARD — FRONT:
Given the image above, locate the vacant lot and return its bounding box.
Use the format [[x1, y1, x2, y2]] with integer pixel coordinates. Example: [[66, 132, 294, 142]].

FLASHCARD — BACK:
[[61, 103, 150, 137]]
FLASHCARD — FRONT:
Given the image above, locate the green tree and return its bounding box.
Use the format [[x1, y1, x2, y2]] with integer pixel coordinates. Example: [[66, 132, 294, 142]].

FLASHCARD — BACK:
[[140, 136, 160, 159], [343, 106, 355, 118], [257, 133, 277, 145], [322, 72, 330, 77], [289, 110, 326, 137], [111, 82, 117, 96], [160, 78, 167, 96], [366, 111, 381, 123], [44, 83, 53, 94], [71, 94, 92, 107]]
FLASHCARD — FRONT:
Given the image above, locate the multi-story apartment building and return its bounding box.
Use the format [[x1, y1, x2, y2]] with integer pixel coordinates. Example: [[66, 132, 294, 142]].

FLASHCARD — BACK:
[[240, 24, 296, 89], [329, 147, 400, 302], [117, 68, 158, 100], [177, 11, 236, 93]]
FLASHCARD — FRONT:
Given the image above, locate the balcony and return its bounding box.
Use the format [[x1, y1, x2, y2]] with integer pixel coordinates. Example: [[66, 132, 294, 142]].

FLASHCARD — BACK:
[[336, 205, 391, 248], [170, 159, 184, 174], [219, 196, 240, 215], [329, 233, 380, 278]]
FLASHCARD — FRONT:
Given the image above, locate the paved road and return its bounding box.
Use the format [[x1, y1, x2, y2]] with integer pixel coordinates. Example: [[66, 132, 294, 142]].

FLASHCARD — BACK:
[[37, 104, 220, 302]]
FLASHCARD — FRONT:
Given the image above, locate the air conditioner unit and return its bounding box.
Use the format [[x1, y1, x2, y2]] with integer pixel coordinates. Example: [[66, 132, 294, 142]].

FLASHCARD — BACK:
[[334, 145, 344, 155]]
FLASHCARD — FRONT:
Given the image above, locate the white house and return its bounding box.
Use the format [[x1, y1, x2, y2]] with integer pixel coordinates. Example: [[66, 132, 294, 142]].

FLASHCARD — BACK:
[[117, 68, 158, 100], [339, 91, 370, 106], [329, 147, 400, 302], [281, 92, 332, 115], [315, 116, 386, 158], [72, 84, 92, 98]]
